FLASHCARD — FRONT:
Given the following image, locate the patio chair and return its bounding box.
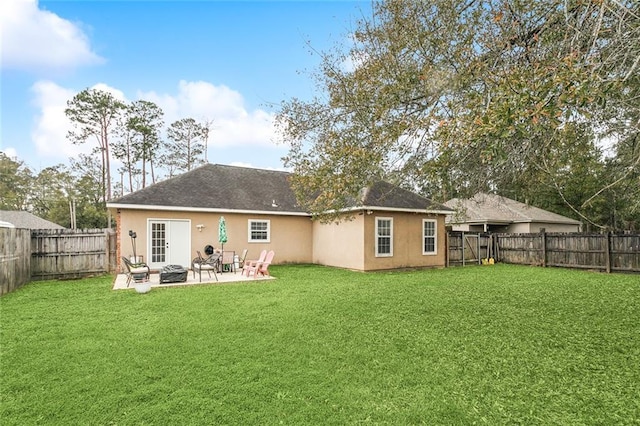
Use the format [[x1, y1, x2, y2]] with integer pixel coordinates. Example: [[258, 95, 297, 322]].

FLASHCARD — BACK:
[[220, 250, 236, 273], [237, 248, 248, 269], [242, 249, 267, 276], [122, 256, 150, 287], [192, 251, 220, 282], [244, 250, 275, 279]]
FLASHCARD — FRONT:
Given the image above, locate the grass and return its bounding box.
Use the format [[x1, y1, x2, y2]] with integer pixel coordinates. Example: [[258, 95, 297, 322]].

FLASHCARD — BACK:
[[1, 264, 639, 425]]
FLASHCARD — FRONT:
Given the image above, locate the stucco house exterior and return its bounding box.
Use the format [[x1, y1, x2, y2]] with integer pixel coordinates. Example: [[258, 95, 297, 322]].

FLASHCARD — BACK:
[[444, 193, 582, 233], [106, 164, 453, 272]]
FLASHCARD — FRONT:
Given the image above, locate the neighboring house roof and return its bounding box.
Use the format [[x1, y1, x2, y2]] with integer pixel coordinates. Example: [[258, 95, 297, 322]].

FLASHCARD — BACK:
[[107, 164, 453, 215], [444, 193, 581, 225], [0, 210, 65, 229]]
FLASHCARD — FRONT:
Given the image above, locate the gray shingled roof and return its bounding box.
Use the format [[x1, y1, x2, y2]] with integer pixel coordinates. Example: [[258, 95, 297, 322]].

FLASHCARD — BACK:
[[108, 164, 452, 214], [444, 193, 581, 225], [0, 211, 65, 229], [110, 164, 302, 213], [361, 181, 453, 212]]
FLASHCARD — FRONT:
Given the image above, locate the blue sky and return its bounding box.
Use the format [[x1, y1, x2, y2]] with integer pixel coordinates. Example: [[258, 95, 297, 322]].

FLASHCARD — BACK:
[[1, 0, 371, 174]]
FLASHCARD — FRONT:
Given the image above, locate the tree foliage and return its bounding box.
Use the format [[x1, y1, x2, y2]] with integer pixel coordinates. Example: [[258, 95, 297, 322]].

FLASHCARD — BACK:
[[276, 0, 640, 229], [0, 153, 32, 210], [65, 88, 125, 203], [164, 118, 208, 174], [127, 100, 164, 188], [31, 164, 74, 225], [112, 114, 141, 194], [67, 154, 109, 228], [112, 100, 165, 191], [0, 154, 111, 229], [7, 89, 215, 227]]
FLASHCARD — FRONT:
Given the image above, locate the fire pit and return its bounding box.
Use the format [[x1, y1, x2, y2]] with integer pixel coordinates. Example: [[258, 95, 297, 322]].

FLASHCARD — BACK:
[[159, 265, 188, 284]]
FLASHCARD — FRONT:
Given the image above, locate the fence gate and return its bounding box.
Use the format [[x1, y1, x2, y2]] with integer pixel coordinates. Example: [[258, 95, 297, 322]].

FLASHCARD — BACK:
[[447, 232, 494, 266]]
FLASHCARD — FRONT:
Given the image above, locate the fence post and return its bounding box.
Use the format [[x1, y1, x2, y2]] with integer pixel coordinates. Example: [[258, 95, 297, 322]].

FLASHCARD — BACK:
[[605, 232, 611, 273], [540, 229, 547, 268], [104, 229, 110, 273], [462, 232, 465, 267], [446, 232, 450, 268]]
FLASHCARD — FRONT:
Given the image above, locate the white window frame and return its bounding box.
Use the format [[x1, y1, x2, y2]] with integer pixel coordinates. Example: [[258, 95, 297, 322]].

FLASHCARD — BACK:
[[423, 219, 437, 255], [375, 217, 393, 257], [248, 219, 270, 243]]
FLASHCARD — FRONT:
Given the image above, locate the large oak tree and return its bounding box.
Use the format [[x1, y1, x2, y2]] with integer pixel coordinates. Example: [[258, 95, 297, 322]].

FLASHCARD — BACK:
[[276, 0, 639, 228]]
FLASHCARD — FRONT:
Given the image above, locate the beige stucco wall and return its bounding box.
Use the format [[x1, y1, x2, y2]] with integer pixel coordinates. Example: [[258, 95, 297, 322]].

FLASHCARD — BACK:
[[515, 222, 581, 233], [113, 207, 448, 272], [506, 223, 532, 233], [113, 208, 313, 271], [449, 223, 472, 232], [312, 215, 365, 270], [452, 222, 580, 233], [363, 212, 447, 271], [312, 212, 447, 271]]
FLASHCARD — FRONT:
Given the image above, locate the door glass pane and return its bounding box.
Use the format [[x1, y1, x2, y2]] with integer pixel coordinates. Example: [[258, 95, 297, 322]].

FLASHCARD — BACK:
[[151, 222, 166, 263]]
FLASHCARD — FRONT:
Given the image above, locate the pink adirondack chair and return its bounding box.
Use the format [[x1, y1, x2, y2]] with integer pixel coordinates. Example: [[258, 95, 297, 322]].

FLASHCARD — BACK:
[[246, 250, 275, 279], [242, 249, 267, 276]]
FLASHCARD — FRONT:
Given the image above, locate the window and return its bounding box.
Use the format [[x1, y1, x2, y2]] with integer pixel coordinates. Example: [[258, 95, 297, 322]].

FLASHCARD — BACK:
[[248, 220, 270, 242], [423, 219, 437, 255], [376, 217, 393, 257]]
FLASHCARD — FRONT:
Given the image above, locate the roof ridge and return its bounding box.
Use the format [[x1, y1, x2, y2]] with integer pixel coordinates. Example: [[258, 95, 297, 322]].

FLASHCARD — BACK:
[[213, 163, 291, 175]]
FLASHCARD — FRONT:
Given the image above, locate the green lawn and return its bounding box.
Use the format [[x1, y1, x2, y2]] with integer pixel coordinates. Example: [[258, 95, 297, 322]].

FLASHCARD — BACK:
[[1, 264, 639, 425]]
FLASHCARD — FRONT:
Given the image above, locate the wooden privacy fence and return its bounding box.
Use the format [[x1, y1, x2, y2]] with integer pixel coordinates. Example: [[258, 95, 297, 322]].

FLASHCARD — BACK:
[[31, 228, 116, 280], [448, 231, 640, 273], [498, 232, 640, 273], [1, 228, 31, 295]]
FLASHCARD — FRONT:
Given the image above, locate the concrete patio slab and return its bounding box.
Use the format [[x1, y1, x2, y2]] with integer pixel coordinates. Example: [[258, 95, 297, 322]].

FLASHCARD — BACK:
[[113, 270, 274, 290]]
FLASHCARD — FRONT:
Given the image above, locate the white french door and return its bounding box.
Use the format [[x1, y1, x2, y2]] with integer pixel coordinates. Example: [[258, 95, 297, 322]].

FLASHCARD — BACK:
[[148, 220, 191, 269]]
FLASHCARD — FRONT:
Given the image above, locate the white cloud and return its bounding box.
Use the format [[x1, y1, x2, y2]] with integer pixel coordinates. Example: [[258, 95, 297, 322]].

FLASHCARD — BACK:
[[30, 81, 125, 161], [1, 148, 19, 159], [31, 81, 80, 159], [92, 83, 127, 102], [0, 0, 103, 71], [139, 80, 278, 148], [29, 80, 280, 167]]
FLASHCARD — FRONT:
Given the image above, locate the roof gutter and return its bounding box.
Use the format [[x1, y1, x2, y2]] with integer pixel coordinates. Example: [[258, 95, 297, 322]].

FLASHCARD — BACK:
[[106, 203, 310, 217], [446, 219, 512, 225], [510, 219, 582, 225], [346, 206, 453, 215], [106, 203, 453, 217]]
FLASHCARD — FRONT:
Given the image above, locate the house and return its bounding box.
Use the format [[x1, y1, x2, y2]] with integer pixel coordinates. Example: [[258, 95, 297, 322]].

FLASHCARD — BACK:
[[0, 210, 65, 230], [444, 193, 582, 233], [106, 164, 453, 272]]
